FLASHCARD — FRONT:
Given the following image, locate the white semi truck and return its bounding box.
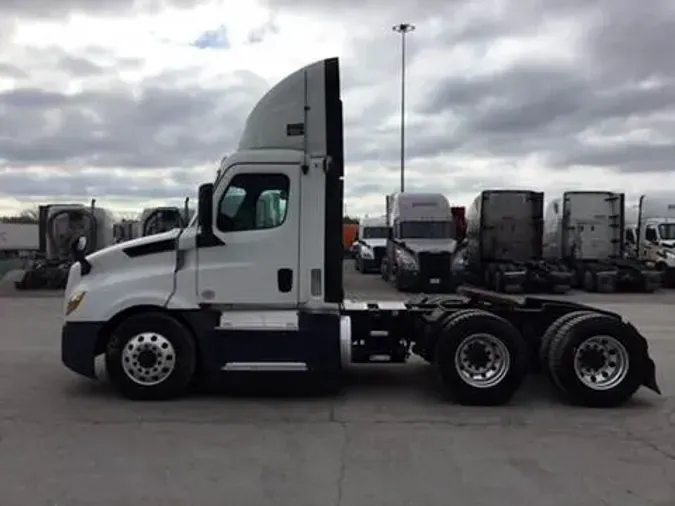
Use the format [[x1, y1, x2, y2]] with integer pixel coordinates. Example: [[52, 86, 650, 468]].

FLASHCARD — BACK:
[[353, 215, 388, 273], [625, 193, 675, 287], [16, 201, 115, 290], [381, 192, 458, 293], [543, 191, 661, 293], [61, 58, 659, 408]]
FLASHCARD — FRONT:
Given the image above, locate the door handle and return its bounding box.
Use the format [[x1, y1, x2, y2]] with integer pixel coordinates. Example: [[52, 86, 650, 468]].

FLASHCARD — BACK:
[[277, 268, 293, 293]]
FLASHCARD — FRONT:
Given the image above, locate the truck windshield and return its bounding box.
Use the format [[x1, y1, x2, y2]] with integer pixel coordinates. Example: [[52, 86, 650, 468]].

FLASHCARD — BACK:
[[362, 227, 389, 239], [658, 223, 675, 240], [400, 221, 454, 239]]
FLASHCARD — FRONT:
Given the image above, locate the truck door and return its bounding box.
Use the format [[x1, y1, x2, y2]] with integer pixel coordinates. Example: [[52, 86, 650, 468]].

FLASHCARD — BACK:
[[196, 164, 300, 307]]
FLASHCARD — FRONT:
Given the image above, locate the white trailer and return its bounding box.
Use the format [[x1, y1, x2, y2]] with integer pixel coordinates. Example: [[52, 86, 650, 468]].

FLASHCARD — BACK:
[[543, 191, 661, 293], [353, 215, 388, 274], [0, 223, 39, 252], [59, 57, 659, 408]]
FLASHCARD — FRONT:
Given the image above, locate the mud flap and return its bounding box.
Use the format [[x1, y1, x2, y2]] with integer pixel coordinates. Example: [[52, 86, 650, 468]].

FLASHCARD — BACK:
[[625, 322, 661, 394], [642, 357, 661, 394]]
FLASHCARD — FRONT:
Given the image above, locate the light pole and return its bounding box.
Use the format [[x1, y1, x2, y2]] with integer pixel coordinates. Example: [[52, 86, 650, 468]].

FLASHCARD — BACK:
[[392, 22, 415, 193]]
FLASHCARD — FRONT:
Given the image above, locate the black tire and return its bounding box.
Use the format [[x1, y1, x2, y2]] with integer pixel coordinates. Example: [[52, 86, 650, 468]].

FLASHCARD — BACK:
[[433, 310, 529, 405], [394, 265, 407, 292], [354, 257, 360, 271], [418, 308, 481, 362], [547, 313, 645, 407], [105, 312, 197, 400], [492, 270, 503, 292], [582, 270, 595, 292], [539, 310, 594, 377]]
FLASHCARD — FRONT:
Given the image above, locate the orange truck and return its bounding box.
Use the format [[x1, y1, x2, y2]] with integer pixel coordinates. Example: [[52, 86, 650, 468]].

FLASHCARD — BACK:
[[343, 223, 358, 255]]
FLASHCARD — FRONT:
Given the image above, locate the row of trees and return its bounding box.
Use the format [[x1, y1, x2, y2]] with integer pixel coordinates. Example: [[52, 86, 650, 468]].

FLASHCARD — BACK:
[[0, 209, 39, 224]]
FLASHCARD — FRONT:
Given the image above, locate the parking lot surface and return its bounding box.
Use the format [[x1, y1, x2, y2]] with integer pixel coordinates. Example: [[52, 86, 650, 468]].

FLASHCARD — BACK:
[[0, 262, 674, 505]]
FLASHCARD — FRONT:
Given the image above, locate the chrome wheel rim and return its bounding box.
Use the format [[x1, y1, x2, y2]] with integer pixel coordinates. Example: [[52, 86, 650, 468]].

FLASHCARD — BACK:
[[454, 333, 511, 388], [121, 332, 176, 386], [573, 335, 629, 390]]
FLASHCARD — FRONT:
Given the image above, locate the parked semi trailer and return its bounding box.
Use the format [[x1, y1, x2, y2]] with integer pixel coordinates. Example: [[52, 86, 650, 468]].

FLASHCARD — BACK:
[[543, 191, 661, 293], [16, 201, 114, 290], [381, 192, 457, 292], [113, 220, 138, 244], [625, 193, 675, 287], [61, 57, 659, 407], [463, 190, 571, 294], [139, 207, 187, 237], [0, 222, 39, 253], [354, 215, 388, 273]]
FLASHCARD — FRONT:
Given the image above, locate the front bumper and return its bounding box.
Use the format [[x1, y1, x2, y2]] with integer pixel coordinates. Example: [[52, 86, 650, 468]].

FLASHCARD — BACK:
[[61, 322, 104, 379]]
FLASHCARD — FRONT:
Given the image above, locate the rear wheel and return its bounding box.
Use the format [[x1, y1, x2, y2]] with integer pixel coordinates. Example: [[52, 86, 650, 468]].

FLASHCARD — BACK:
[[547, 313, 645, 407], [582, 270, 595, 292], [539, 310, 594, 377], [105, 312, 197, 400], [434, 310, 528, 405]]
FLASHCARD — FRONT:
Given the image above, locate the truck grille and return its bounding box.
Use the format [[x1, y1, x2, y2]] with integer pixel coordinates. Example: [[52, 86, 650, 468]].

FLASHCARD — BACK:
[[417, 252, 452, 279], [373, 246, 386, 265]]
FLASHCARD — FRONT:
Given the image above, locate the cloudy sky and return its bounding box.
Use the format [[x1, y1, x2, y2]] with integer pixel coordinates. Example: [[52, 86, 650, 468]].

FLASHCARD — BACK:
[[1, 0, 674, 219]]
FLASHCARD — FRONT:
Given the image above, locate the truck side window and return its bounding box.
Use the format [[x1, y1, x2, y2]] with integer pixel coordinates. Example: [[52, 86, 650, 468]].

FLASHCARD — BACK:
[[217, 173, 289, 232], [645, 226, 658, 243]]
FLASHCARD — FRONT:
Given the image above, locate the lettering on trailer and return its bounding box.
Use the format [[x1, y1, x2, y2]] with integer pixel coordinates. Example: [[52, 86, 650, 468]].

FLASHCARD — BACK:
[[668, 205, 675, 210], [411, 202, 437, 208]]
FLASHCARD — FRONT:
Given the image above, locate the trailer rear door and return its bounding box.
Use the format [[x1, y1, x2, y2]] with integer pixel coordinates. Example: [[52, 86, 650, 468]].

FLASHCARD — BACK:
[[563, 192, 622, 260], [481, 191, 543, 261]]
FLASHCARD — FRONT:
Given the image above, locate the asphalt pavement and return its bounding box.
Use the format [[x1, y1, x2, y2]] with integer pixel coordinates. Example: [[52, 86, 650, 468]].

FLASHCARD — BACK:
[[0, 262, 673, 505]]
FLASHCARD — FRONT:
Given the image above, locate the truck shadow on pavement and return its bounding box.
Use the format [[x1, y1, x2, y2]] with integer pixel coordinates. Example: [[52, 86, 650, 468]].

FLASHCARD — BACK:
[[62, 362, 659, 411]]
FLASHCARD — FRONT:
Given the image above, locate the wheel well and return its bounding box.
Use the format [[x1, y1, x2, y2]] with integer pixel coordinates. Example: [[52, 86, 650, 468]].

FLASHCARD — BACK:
[[94, 305, 201, 363]]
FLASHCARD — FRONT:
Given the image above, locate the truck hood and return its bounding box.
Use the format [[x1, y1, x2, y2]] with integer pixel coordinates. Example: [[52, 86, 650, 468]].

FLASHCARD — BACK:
[[86, 229, 180, 267], [361, 238, 387, 248], [401, 239, 457, 254]]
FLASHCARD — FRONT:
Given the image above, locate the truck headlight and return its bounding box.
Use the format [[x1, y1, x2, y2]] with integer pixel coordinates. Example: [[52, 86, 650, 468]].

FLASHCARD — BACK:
[[65, 291, 86, 316], [361, 247, 374, 259]]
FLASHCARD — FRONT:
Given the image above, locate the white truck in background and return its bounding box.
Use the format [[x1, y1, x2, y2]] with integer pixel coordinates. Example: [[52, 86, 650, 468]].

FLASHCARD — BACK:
[[626, 193, 675, 286], [381, 192, 457, 292], [353, 215, 388, 273], [543, 191, 661, 293]]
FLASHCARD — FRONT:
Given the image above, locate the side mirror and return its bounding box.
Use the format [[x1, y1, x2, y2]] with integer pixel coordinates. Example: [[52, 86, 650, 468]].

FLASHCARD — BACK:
[[198, 183, 214, 234], [70, 235, 92, 275], [73, 235, 88, 254]]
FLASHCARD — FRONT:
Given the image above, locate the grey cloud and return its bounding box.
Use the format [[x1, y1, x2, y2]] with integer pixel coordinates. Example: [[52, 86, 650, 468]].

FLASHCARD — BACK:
[[0, 70, 269, 169], [0, 63, 27, 79], [583, 0, 675, 82], [0, 0, 202, 18], [57, 55, 106, 77], [0, 168, 195, 200]]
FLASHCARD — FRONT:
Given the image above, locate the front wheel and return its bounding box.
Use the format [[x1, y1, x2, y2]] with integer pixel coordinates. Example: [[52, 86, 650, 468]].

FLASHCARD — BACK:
[[105, 312, 197, 400]]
